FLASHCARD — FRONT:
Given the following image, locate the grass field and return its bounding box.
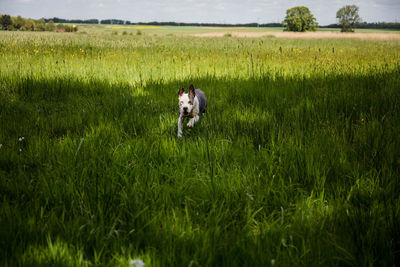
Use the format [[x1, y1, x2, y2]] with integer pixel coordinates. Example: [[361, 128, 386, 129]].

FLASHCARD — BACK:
[[0, 27, 400, 266], [76, 24, 400, 35]]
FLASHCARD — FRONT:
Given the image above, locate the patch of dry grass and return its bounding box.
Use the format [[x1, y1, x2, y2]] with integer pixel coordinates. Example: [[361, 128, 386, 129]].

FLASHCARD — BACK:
[[192, 31, 400, 39]]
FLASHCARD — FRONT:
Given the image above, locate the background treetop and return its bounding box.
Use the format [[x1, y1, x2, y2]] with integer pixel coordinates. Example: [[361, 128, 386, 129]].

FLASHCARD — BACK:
[[282, 6, 318, 32]]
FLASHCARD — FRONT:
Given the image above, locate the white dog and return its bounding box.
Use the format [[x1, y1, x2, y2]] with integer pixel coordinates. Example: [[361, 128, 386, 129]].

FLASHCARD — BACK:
[[177, 84, 207, 138]]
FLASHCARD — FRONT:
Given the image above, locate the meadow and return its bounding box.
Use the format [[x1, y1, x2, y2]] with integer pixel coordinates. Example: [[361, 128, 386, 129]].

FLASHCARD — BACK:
[[0, 27, 399, 266], [76, 24, 400, 35]]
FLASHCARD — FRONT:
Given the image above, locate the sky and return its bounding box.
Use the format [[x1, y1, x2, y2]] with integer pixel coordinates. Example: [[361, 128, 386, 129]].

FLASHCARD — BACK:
[[1, 0, 399, 25]]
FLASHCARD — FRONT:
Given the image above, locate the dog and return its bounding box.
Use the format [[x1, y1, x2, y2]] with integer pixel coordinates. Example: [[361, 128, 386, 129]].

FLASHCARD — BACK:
[[177, 84, 207, 138]]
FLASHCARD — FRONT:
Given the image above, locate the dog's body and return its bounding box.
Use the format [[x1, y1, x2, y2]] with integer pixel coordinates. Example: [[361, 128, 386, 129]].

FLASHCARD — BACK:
[[177, 84, 207, 138]]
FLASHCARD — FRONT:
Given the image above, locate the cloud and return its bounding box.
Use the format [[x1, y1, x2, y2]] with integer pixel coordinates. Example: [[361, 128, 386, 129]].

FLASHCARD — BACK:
[[214, 3, 226, 10]]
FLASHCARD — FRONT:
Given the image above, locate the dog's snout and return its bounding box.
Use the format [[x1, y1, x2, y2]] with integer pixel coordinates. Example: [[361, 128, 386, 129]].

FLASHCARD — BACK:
[[183, 107, 188, 113]]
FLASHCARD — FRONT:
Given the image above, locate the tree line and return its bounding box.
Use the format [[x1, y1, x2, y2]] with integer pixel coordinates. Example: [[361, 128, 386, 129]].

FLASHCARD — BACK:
[[43, 17, 400, 30], [44, 17, 99, 24], [0, 15, 78, 32], [2, 6, 400, 33], [42, 18, 283, 28], [321, 22, 400, 30]]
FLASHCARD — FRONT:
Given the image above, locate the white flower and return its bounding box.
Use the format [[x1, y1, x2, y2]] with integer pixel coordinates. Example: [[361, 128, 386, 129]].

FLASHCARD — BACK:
[[130, 259, 145, 267], [18, 137, 23, 142], [19, 148, 22, 152], [0, 144, 2, 148], [271, 259, 275, 266]]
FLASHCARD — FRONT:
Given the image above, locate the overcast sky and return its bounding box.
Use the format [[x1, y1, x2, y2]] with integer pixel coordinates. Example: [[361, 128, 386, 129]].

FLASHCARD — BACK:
[[1, 0, 399, 25]]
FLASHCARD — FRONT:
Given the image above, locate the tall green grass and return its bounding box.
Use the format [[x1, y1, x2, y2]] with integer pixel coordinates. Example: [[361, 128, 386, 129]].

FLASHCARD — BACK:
[[0, 31, 399, 266]]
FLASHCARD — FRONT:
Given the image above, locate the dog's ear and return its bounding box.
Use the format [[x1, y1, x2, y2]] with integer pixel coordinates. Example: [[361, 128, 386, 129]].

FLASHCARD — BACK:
[[188, 84, 195, 102], [178, 87, 184, 98]]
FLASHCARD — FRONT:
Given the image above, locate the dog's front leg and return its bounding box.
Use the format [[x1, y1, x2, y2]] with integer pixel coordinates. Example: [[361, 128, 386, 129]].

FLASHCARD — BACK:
[[187, 115, 199, 128], [177, 116, 184, 138]]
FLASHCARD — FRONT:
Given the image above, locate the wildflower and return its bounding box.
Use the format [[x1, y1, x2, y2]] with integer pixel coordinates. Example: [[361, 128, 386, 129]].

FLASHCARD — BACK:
[[18, 137, 24, 142], [130, 259, 145, 267], [271, 259, 275, 266], [0, 144, 2, 148], [19, 148, 22, 152]]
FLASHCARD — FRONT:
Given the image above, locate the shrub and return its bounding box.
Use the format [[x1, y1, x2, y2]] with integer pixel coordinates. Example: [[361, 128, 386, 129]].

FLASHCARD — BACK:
[[63, 25, 78, 32]]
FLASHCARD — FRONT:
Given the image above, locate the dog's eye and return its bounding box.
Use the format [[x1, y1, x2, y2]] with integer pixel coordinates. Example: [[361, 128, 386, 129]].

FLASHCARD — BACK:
[[180, 101, 183, 104], [188, 101, 192, 104]]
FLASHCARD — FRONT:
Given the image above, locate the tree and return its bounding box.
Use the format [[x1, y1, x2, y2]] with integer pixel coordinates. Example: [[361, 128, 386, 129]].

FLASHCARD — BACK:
[[12, 16, 26, 30], [36, 18, 46, 31], [282, 6, 318, 32], [336, 5, 361, 32], [25, 19, 36, 31], [45, 20, 55, 31], [0, 14, 13, 30]]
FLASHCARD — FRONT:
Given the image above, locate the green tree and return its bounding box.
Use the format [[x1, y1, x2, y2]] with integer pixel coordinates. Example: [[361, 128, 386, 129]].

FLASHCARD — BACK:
[[12, 16, 26, 30], [282, 6, 318, 32], [25, 19, 36, 31], [36, 18, 46, 31], [0, 14, 13, 30], [45, 20, 55, 31], [336, 5, 361, 32]]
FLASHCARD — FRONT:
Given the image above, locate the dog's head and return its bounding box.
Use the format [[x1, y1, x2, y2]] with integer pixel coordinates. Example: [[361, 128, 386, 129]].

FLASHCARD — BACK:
[[178, 84, 196, 116]]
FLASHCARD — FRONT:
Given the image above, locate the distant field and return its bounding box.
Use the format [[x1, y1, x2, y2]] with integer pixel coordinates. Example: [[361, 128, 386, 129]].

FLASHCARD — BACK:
[[77, 24, 284, 35], [76, 24, 400, 36], [0, 30, 399, 266]]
